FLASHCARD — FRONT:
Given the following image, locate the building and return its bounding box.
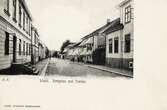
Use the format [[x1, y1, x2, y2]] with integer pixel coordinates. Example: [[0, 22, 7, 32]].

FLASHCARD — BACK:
[[61, 42, 76, 59], [64, 43, 76, 60], [105, 0, 133, 70], [0, 0, 32, 70], [31, 26, 39, 64], [119, 0, 134, 70], [79, 36, 93, 63], [38, 40, 46, 61], [104, 18, 124, 69], [80, 20, 117, 64], [92, 20, 116, 65]]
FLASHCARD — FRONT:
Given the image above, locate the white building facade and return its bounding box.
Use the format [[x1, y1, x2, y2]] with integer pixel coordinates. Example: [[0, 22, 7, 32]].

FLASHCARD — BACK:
[[105, 0, 133, 70], [120, 0, 134, 70], [31, 26, 39, 64], [0, 0, 32, 70]]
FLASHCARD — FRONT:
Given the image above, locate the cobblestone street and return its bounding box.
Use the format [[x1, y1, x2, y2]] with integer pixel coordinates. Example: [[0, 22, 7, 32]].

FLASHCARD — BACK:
[[44, 58, 129, 78]]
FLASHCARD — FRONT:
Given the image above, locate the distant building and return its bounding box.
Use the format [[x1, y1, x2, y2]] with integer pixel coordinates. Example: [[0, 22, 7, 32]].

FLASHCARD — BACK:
[[38, 40, 46, 60], [0, 0, 32, 70], [92, 21, 116, 65], [31, 26, 40, 64], [80, 36, 94, 63], [65, 43, 76, 59], [80, 21, 117, 64]]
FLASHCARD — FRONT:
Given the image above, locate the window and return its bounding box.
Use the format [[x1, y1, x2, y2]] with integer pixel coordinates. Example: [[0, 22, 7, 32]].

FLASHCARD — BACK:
[[23, 12, 25, 30], [23, 41, 25, 55], [34, 34, 36, 44], [26, 17, 28, 33], [125, 5, 131, 23], [109, 39, 113, 53], [87, 44, 92, 51], [5, 32, 10, 55], [125, 34, 131, 53], [19, 39, 21, 55], [114, 37, 119, 53], [4, 0, 10, 16], [29, 20, 31, 35], [29, 44, 31, 55], [19, 5, 22, 27], [13, 0, 17, 22], [26, 43, 28, 55]]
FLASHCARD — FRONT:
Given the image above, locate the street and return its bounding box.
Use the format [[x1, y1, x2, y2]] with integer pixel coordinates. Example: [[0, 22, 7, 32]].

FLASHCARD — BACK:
[[45, 58, 128, 78]]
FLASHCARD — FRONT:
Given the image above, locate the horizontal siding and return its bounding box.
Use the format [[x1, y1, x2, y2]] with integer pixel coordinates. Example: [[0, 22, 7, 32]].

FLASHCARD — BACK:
[[0, 55, 12, 70], [0, 28, 12, 70]]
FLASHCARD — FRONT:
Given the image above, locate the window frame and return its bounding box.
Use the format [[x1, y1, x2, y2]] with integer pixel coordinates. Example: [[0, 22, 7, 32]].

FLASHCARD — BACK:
[[23, 12, 25, 30], [26, 43, 28, 55], [19, 39, 22, 55], [26, 17, 29, 33], [5, 32, 10, 55], [19, 4, 22, 27], [125, 5, 131, 24], [114, 37, 119, 53], [109, 38, 113, 53], [29, 44, 31, 55], [23, 41, 25, 55], [13, 0, 17, 22], [124, 34, 131, 53]]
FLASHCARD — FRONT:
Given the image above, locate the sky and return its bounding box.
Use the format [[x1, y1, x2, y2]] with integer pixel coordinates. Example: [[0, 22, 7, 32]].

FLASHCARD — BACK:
[[26, 0, 122, 51]]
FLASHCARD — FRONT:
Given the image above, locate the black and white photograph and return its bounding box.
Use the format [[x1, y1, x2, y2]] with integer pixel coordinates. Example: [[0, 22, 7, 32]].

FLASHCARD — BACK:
[[0, 0, 167, 110], [0, 0, 133, 78]]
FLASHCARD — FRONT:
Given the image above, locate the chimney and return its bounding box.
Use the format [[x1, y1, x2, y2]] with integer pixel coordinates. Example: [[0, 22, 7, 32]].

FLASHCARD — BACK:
[[107, 19, 110, 24]]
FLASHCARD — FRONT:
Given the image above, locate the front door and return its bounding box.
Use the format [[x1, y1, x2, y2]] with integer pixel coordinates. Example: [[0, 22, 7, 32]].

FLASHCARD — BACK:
[[13, 36, 17, 63]]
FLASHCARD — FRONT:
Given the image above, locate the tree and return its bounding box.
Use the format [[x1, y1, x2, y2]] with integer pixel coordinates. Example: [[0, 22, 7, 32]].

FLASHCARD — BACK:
[[60, 40, 70, 53], [53, 51, 58, 57]]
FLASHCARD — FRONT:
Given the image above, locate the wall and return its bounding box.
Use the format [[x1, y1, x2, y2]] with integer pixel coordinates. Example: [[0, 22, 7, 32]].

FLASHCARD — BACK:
[[0, 26, 12, 70], [120, 0, 134, 59], [105, 0, 133, 70], [106, 30, 123, 59], [0, 0, 32, 70]]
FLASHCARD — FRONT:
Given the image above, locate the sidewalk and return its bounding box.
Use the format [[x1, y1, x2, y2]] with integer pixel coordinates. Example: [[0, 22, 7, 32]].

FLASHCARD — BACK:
[[71, 61, 133, 78], [34, 58, 50, 76]]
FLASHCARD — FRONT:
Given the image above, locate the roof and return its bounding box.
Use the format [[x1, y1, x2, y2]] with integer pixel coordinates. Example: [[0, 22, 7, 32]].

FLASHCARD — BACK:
[[79, 39, 88, 46], [84, 37, 93, 44], [119, 0, 132, 7], [82, 23, 110, 40], [66, 43, 76, 48], [103, 18, 124, 34], [82, 18, 122, 40], [72, 42, 82, 48], [31, 26, 40, 36], [79, 37, 93, 47]]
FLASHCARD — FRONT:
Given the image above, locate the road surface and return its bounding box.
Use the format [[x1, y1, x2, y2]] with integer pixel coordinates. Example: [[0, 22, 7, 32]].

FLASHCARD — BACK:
[[45, 58, 128, 78]]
